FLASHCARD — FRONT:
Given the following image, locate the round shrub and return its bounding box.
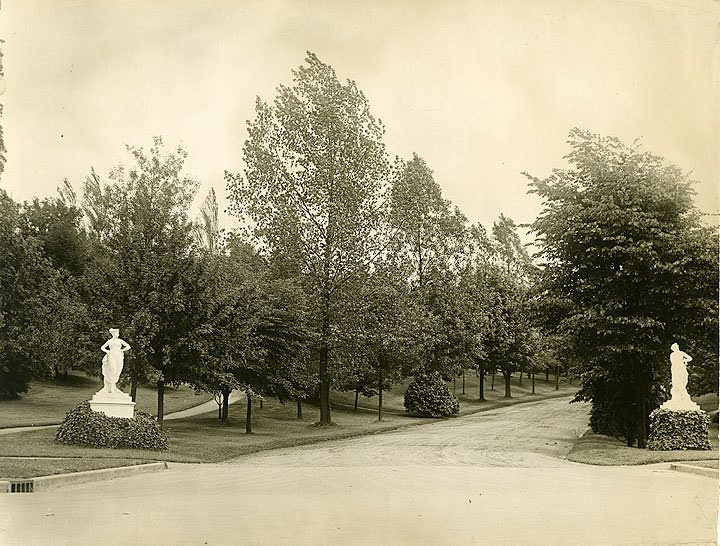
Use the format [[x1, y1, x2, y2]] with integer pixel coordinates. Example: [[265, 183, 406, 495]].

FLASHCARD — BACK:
[[404, 373, 460, 417], [56, 401, 169, 451], [647, 408, 710, 451]]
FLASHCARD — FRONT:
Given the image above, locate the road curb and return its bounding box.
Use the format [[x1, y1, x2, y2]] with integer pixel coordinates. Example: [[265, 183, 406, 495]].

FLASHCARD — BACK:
[[2, 462, 168, 493], [669, 463, 718, 479]]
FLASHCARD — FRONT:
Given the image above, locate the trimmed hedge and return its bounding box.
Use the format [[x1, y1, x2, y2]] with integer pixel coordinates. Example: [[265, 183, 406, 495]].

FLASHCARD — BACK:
[[404, 373, 460, 418], [56, 401, 169, 451], [647, 408, 710, 451]]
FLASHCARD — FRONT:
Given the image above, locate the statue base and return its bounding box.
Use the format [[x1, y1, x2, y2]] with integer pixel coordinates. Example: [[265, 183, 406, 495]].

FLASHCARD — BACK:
[[647, 408, 710, 451], [90, 390, 135, 419], [660, 397, 701, 412]]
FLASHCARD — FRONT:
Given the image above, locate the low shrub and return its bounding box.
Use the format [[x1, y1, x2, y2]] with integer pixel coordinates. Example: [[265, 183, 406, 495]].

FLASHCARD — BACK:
[[647, 408, 710, 451], [404, 373, 460, 418], [56, 401, 168, 451]]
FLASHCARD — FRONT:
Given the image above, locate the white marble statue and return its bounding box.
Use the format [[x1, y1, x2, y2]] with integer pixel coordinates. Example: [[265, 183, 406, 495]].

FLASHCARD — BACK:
[[100, 328, 131, 394], [661, 342, 700, 411]]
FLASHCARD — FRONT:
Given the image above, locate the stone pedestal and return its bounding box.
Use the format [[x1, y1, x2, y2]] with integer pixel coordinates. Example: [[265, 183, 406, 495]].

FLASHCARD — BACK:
[[647, 408, 710, 451], [660, 395, 700, 412], [90, 390, 135, 419]]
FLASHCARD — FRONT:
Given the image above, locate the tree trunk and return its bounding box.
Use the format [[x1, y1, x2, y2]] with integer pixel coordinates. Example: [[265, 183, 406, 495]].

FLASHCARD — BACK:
[[156, 379, 165, 428], [453, 376, 456, 394], [555, 365, 560, 390], [296, 398, 303, 419], [478, 371, 485, 401], [491, 369, 495, 390], [378, 367, 384, 422], [518, 371, 522, 386], [545, 370, 549, 382], [259, 398, 263, 409], [245, 394, 252, 434], [318, 292, 332, 425], [354, 389, 359, 412], [130, 381, 138, 402], [461, 371, 465, 394], [637, 392, 647, 449], [503, 371, 511, 398], [531, 373, 536, 394], [221, 387, 230, 420]]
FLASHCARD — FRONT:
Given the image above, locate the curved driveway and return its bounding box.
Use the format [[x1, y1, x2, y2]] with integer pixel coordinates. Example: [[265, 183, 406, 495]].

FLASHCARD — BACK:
[[1, 396, 717, 546]]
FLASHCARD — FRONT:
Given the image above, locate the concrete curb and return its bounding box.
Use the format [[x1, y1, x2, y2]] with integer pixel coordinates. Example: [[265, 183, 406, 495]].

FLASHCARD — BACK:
[[669, 463, 718, 479], [2, 462, 168, 493]]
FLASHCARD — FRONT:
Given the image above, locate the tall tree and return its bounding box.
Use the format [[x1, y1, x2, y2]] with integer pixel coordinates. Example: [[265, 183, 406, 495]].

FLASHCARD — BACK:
[[0, 190, 71, 397], [389, 154, 470, 288], [227, 52, 390, 424], [81, 137, 199, 425], [527, 128, 719, 447]]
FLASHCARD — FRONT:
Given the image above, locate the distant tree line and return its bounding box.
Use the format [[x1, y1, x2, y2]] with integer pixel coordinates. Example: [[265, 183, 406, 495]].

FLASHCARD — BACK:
[[0, 53, 716, 445]]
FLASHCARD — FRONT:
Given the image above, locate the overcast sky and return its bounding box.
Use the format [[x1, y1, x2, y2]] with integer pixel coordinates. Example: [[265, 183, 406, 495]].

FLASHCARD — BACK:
[[1, 0, 717, 236]]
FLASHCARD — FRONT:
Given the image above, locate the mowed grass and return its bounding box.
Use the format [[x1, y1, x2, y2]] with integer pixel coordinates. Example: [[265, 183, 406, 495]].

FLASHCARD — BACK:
[[0, 398, 427, 478], [568, 392, 719, 466], [0, 457, 146, 479], [332, 371, 577, 417], [0, 373, 211, 428], [0, 375, 576, 479]]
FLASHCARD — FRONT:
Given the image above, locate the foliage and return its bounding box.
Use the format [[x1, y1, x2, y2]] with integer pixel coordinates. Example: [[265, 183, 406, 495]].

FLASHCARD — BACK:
[[332, 265, 419, 418], [403, 372, 460, 417], [389, 154, 471, 287], [55, 401, 169, 450], [469, 216, 538, 398], [646, 409, 710, 451], [527, 128, 719, 447], [79, 137, 200, 423], [0, 190, 75, 398], [226, 52, 390, 424]]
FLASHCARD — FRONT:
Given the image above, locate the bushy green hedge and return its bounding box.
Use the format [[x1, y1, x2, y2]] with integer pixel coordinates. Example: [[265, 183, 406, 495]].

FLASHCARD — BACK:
[[647, 408, 710, 451], [56, 401, 169, 451], [404, 373, 460, 418]]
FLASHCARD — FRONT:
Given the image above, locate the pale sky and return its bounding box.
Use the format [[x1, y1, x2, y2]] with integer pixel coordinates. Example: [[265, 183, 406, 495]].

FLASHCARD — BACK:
[[1, 0, 718, 236]]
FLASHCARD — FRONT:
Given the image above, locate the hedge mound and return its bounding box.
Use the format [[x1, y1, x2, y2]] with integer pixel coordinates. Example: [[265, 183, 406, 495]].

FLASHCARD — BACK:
[[56, 401, 169, 451], [404, 373, 460, 418], [647, 408, 710, 451]]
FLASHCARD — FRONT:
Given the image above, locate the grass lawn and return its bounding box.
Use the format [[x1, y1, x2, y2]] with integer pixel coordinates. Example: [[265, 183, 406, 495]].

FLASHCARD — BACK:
[[567, 392, 719, 466], [332, 371, 577, 417], [0, 457, 146, 480], [568, 424, 719, 466], [0, 373, 211, 428], [0, 375, 575, 479]]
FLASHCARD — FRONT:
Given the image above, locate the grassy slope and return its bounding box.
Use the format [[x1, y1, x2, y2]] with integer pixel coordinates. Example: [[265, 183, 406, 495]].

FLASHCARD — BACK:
[[0, 373, 211, 428]]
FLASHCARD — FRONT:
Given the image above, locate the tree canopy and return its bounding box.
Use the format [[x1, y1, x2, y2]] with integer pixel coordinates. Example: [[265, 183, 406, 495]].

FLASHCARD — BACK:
[[527, 128, 719, 446]]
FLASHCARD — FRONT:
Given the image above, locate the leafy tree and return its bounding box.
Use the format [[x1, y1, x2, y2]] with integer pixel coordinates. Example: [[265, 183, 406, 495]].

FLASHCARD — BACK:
[[388, 154, 474, 382], [81, 137, 199, 425], [527, 128, 719, 447], [16, 191, 94, 377], [227, 52, 390, 424], [0, 39, 6, 179], [470, 216, 537, 399], [0, 190, 71, 397], [20, 190, 88, 276], [334, 266, 417, 420], [389, 154, 471, 288]]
